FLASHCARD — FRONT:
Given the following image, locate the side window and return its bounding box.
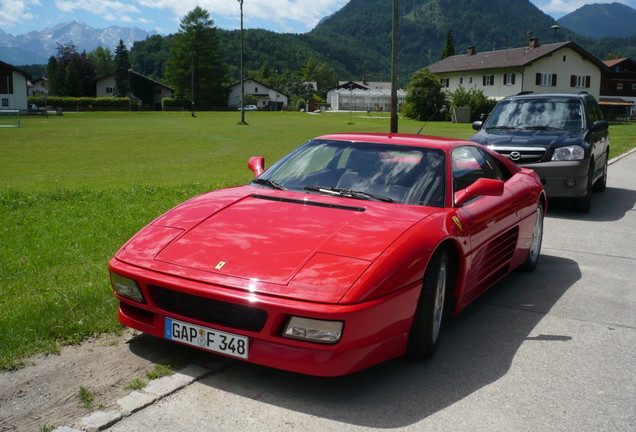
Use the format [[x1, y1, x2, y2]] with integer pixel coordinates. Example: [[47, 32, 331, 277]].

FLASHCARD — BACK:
[[452, 146, 505, 192], [584, 98, 599, 124]]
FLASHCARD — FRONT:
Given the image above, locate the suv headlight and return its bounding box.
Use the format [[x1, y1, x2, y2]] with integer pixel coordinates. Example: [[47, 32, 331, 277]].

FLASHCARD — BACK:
[[552, 145, 585, 161]]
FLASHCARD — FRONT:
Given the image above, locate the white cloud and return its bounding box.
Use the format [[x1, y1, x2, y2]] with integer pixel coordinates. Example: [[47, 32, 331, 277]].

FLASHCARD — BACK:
[[0, 0, 41, 29], [134, 0, 348, 31], [55, 0, 140, 20]]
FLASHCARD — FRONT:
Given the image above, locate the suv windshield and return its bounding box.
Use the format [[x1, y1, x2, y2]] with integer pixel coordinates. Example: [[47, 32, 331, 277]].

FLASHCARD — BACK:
[[484, 98, 583, 131]]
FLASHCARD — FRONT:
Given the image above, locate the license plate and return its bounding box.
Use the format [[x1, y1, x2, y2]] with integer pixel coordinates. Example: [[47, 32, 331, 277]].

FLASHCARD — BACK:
[[164, 318, 248, 359]]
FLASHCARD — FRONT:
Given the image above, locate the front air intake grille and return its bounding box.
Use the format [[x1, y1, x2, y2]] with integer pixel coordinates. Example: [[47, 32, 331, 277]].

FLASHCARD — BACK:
[[148, 285, 267, 332]]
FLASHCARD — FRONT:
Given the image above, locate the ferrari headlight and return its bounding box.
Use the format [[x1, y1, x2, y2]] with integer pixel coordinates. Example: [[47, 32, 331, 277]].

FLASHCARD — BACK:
[[110, 272, 144, 303], [551, 145, 585, 161], [283, 317, 343, 344]]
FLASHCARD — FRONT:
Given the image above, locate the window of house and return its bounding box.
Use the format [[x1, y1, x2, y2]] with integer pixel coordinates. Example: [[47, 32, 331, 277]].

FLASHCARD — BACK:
[[469, 77, 473, 84], [483, 75, 494, 86], [563, 55, 567, 62], [155, 89, 161, 94], [440, 77, 450, 87], [2, 98, 8, 107], [460, 77, 464, 84], [503, 73, 516, 86], [617, 83, 623, 90], [536, 73, 557, 87], [254, 87, 259, 93], [570, 75, 591, 88], [106, 87, 114, 94]]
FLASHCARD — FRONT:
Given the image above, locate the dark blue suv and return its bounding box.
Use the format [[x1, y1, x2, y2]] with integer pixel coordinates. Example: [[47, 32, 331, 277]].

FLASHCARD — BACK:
[[470, 93, 610, 212]]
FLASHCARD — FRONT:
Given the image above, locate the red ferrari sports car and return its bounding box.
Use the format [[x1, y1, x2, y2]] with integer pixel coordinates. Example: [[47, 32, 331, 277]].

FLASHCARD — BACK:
[[109, 133, 546, 376]]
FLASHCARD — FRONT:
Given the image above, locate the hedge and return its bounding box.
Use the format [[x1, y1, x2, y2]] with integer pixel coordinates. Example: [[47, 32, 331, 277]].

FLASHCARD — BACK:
[[27, 96, 139, 111]]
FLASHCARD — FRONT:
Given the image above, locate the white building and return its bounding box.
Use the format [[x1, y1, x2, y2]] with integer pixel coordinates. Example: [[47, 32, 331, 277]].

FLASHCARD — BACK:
[[327, 81, 406, 112], [0, 60, 29, 111], [95, 71, 173, 111], [228, 78, 289, 111], [427, 39, 607, 100]]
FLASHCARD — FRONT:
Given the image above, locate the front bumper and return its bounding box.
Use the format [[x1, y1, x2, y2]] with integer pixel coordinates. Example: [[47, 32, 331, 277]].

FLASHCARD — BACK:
[[110, 258, 421, 376], [520, 159, 590, 198]]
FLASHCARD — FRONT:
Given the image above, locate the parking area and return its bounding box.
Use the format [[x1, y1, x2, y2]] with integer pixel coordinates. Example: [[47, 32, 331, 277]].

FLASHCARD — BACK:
[[93, 151, 636, 432]]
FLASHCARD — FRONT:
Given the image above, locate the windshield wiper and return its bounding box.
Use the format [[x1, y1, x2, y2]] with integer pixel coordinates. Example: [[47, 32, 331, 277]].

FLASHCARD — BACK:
[[520, 126, 562, 130], [485, 126, 518, 130], [251, 178, 286, 190], [304, 185, 394, 203]]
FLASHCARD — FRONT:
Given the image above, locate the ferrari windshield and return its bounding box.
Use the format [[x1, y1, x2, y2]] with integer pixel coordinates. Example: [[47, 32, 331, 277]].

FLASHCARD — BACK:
[[252, 139, 446, 207], [484, 98, 584, 131]]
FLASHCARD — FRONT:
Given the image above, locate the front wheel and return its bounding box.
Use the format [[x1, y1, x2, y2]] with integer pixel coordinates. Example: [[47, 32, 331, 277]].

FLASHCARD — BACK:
[[574, 162, 594, 213], [520, 203, 544, 271], [407, 250, 449, 359], [592, 152, 608, 193]]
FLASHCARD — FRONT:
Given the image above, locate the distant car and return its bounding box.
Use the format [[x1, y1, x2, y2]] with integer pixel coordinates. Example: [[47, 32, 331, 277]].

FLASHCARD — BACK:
[[109, 133, 546, 376], [239, 105, 257, 111], [470, 93, 610, 212]]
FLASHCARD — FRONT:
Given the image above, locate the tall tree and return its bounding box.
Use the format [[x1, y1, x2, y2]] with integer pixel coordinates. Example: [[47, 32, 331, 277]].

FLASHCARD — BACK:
[[88, 46, 114, 76], [440, 30, 456, 59], [113, 40, 131, 97], [164, 7, 228, 109], [46, 42, 96, 97]]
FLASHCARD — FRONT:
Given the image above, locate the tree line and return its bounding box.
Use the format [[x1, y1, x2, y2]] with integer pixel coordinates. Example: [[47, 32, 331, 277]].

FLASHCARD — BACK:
[[43, 7, 339, 110]]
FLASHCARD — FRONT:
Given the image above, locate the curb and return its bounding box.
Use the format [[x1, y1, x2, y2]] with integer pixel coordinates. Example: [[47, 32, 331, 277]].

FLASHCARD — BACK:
[[52, 363, 221, 432]]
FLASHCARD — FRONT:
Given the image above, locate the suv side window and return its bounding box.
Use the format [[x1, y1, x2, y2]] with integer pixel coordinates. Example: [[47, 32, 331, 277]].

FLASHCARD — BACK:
[[584, 97, 599, 125]]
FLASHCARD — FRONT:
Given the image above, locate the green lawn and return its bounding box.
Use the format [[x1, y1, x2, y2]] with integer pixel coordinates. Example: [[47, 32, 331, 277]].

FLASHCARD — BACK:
[[0, 111, 634, 370]]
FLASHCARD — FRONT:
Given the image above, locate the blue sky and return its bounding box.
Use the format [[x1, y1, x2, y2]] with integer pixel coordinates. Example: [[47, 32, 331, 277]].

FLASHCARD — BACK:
[[1, 0, 636, 36]]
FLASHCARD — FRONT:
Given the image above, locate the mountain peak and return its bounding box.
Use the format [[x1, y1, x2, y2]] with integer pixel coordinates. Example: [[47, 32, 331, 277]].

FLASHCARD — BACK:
[[0, 21, 155, 65], [557, 2, 636, 39]]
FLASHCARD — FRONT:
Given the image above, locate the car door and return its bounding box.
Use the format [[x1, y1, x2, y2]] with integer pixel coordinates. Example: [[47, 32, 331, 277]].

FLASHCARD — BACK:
[[451, 145, 521, 303]]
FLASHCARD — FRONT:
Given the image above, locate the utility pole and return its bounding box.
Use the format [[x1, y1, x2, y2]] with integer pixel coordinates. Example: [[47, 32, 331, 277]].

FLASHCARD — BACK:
[[238, 0, 246, 124], [390, 0, 399, 133]]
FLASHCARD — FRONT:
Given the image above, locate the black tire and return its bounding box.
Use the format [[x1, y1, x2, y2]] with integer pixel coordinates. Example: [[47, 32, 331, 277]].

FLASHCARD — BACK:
[[407, 250, 449, 359], [574, 162, 594, 213], [592, 152, 608, 193], [520, 203, 544, 271]]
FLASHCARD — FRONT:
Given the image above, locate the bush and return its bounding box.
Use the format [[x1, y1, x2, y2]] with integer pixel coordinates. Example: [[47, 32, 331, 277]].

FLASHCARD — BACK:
[[447, 86, 497, 121], [27, 96, 137, 111], [162, 97, 191, 111]]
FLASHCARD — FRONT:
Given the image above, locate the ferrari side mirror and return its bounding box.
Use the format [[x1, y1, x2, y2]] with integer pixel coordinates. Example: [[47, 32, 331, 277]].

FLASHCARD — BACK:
[[454, 178, 504, 207], [248, 156, 265, 177]]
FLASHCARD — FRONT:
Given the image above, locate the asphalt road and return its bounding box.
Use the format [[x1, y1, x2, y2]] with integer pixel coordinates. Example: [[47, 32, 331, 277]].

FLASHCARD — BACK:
[[102, 151, 636, 432]]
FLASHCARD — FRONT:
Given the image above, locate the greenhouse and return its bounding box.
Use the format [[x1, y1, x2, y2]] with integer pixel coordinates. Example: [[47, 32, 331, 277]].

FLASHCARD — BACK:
[[326, 87, 407, 112]]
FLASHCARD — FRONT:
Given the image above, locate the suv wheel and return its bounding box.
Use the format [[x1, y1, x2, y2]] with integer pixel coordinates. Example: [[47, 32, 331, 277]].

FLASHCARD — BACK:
[[592, 151, 608, 193], [574, 162, 594, 213]]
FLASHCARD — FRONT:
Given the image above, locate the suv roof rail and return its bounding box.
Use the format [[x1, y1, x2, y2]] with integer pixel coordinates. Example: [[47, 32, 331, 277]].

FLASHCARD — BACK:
[[578, 91, 589, 95], [516, 91, 534, 95]]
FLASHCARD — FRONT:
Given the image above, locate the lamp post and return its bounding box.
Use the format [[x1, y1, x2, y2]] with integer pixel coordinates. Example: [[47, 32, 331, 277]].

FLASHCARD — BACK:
[[390, 0, 398, 133], [238, 0, 246, 124], [551, 24, 561, 43]]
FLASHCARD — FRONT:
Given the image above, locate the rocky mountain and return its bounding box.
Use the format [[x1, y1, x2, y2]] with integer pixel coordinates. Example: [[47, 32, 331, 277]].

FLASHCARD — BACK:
[[557, 2, 636, 39], [0, 21, 155, 65]]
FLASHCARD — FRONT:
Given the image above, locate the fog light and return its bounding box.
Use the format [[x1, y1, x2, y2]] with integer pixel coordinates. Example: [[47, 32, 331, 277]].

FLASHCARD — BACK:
[[283, 317, 343, 344], [110, 272, 145, 303], [565, 178, 576, 188]]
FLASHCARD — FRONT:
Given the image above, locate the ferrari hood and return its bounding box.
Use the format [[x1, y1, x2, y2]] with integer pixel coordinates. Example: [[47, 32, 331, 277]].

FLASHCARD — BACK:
[[156, 193, 419, 283], [117, 189, 430, 301]]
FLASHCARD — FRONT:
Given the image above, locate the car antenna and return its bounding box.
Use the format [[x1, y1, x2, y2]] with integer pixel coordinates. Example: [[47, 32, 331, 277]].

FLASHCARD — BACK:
[[416, 107, 443, 135]]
